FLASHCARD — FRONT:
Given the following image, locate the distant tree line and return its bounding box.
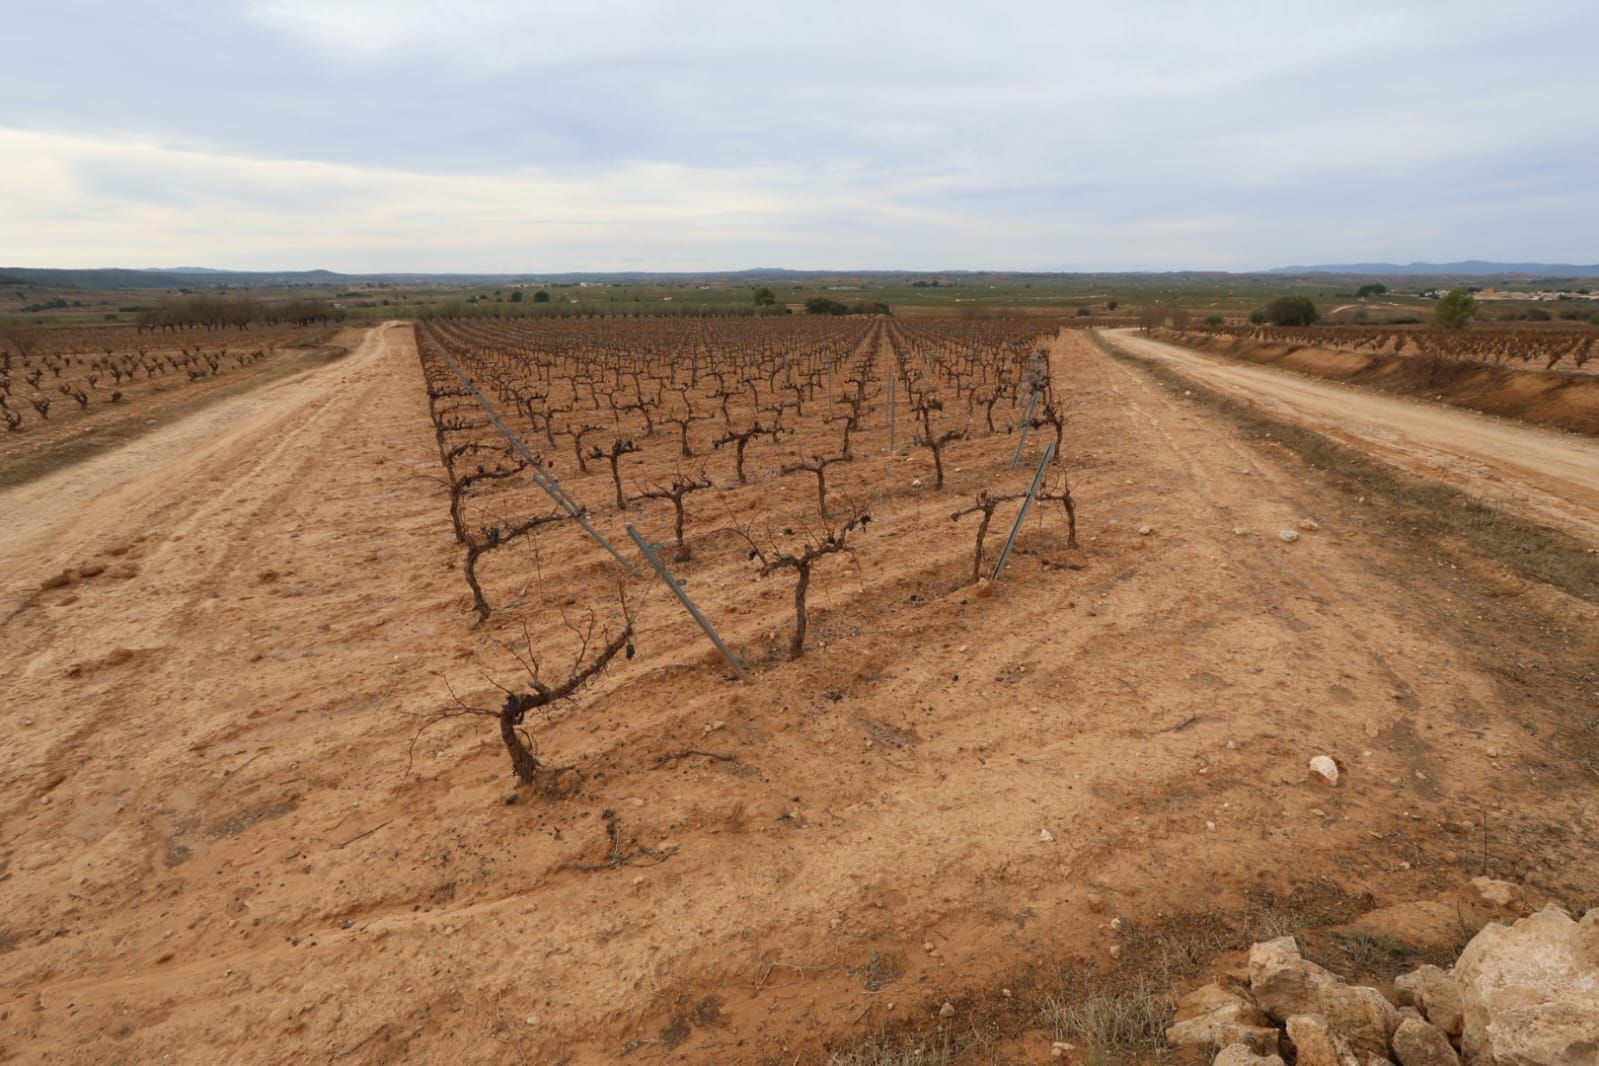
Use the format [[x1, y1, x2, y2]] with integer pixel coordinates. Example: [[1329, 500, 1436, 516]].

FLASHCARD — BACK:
[[1498, 305, 1599, 324], [136, 295, 342, 332], [804, 297, 891, 315], [1247, 296, 1320, 326], [415, 301, 788, 322], [20, 296, 87, 313]]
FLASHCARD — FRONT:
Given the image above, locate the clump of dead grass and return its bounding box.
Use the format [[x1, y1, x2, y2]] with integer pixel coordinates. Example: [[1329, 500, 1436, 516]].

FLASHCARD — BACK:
[[827, 1030, 961, 1066], [1043, 978, 1173, 1059]]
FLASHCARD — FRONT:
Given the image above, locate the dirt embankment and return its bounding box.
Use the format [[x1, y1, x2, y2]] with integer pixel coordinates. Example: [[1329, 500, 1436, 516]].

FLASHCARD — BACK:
[[1155, 329, 1599, 436]]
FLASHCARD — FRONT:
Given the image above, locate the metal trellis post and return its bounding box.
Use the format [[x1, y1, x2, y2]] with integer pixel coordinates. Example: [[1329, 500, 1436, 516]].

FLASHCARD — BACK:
[[626, 525, 750, 682], [991, 440, 1057, 580], [439, 347, 636, 575], [1009, 388, 1039, 470]]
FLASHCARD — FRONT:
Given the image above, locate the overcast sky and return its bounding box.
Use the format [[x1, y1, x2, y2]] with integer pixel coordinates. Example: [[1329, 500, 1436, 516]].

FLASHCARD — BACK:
[[3, 1, 1596, 272]]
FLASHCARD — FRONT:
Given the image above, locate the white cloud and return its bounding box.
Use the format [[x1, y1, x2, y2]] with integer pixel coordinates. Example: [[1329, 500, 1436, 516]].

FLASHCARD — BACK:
[[3, 124, 1274, 271], [244, 0, 722, 68], [3, 1, 1597, 269], [0, 127, 813, 270]]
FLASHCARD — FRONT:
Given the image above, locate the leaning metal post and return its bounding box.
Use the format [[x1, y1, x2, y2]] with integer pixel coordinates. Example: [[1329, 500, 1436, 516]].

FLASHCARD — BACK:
[[626, 525, 750, 682], [438, 346, 636, 575], [991, 440, 1057, 580], [1009, 348, 1045, 470]]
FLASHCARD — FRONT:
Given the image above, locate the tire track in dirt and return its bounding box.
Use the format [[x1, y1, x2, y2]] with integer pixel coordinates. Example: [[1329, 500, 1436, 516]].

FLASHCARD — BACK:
[[1104, 328, 1599, 544], [0, 325, 397, 607], [0, 322, 424, 849]]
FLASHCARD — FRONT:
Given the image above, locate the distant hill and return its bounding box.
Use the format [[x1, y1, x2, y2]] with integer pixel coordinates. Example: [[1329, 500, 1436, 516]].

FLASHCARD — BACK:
[[0, 265, 1175, 290], [141, 266, 229, 274], [1268, 261, 1599, 278], [0, 266, 353, 290], [0, 265, 1277, 291], [0, 265, 850, 290], [11, 262, 1599, 291]]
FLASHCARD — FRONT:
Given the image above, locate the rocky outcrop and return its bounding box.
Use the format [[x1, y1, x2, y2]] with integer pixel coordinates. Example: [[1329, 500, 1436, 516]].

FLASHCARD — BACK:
[[1453, 905, 1599, 1066], [1165, 983, 1279, 1054], [1287, 1013, 1362, 1066], [1248, 936, 1396, 1058], [1394, 965, 1464, 1038], [1183, 901, 1597, 1066], [1213, 1044, 1286, 1066], [1391, 1016, 1460, 1066], [1250, 936, 1327, 1020]]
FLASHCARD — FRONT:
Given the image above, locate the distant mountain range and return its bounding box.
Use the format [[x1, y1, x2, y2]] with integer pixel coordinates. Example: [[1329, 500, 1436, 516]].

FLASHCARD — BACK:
[[1267, 261, 1599, 277], [0, 266, 888, 290], [0, 265, 1231, 290], [0, 266, 355, 289], [6, 261, 1599, 292], [140, 266, 230, 273]]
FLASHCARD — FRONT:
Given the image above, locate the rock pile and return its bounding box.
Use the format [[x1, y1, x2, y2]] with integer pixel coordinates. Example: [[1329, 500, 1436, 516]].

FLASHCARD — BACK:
[[1165, 904, 1598, 1066]]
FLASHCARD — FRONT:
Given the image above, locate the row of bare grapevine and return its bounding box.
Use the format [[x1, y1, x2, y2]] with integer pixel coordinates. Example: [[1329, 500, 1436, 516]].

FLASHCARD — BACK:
[[1178, 322, 1597, 373], [415, 314, 1080, 784], [0, 322, 337, 433]]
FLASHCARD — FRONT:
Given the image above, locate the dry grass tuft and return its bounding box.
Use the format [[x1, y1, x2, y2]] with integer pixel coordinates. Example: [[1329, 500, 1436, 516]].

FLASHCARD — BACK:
[[1043, 978, 1173, 1056]]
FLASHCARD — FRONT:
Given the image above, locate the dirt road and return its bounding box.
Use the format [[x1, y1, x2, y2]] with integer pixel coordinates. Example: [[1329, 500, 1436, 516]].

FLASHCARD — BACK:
[[2, 326, 1596, 1064], [1104, 328, 1599, 544], [0, 323, 401, 606]]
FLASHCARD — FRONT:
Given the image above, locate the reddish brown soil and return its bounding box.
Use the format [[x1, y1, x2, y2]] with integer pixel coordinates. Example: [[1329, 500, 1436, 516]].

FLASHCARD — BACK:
[[2, 324, 1596, 1064]]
